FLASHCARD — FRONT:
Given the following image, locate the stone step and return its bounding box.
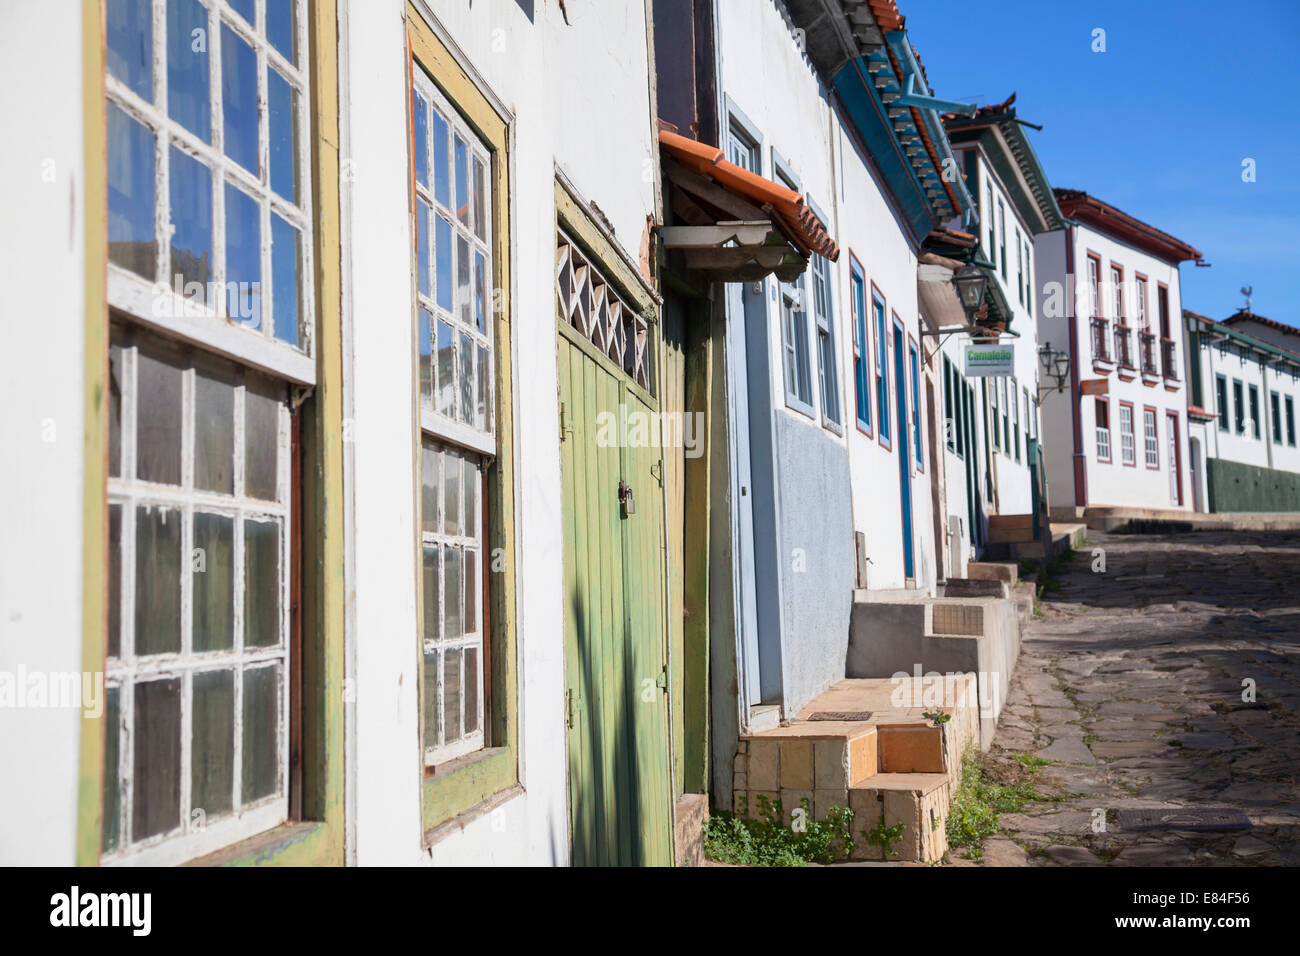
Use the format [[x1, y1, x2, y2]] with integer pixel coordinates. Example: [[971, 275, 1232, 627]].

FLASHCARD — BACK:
[[848, 772, 950, 862], [943, 577, 1008, 599]]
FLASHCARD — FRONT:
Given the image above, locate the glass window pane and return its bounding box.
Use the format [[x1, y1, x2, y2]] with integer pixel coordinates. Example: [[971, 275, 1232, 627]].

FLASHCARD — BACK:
[[422, 546, 439, 643], [241, 664, 280, 803], [108, 504, 122, 658], [464, 548, 477, 634], [464, 647, 479, 735], [221, 24, 258, 173], [271, 214, 301, 347], [443, 646, 462, 744], [435, 216, 453, 313], [418, 307, 433, 407], [191, 668, 234, 816], [268, 69, 300, 204], [224, 183, 261, 327], [421, 441, 439, 534], [454, 135, 468, 227], [416, 199, 431, 298], [107, 103, 156, 279], [135, 505, 182, 656], [166, 0, 210, 141], [442, 449, 461, 537], [194, 359, 235, 493], [168, 147, 214, 300], [102, 685, 121, 852], [412, 91, 428, 189], [433, 110, 450, 208], [473, 250, 486, 333], [463, 457, 478, 539], [423, 649, 440, 750], [472, 156, 486, 242], [133, 677, 181, 841], [458, 332, 474, 425], [244, 375, 280, 500], [435, 319, 455, 417], [243, 518, 280, 648], [456, 234, 471, 327], [266, 0, 296, 63], [136, 341, 183, 484], [109, 339, 123, 477], [476, 345, 489, 432], [107, 0, 152, 99], [443, 545, 463, 637], [193, 512, 234, 651]]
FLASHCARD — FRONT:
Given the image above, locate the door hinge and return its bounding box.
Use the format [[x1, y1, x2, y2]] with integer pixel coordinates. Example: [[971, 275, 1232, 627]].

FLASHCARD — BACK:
[[566, 688, 577, 728], [559, 402, 569, 442], [655, 667, 668, 690], [651, 459, 663, 486]]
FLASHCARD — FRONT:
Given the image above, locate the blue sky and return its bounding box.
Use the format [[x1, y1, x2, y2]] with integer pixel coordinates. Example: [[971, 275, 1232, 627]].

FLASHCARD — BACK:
[[903, 0, 1300, 328]]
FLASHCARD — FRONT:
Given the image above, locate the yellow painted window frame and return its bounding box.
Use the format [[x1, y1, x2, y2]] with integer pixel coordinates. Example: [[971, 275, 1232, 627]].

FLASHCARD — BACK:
[[77, 0, 346, 866], [408, 5, 522, 838]]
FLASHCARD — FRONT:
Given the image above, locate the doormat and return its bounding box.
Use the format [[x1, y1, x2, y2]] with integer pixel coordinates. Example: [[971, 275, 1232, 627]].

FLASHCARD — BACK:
[[807, 711, 873, 722], [1116, 808, 1252, 832]]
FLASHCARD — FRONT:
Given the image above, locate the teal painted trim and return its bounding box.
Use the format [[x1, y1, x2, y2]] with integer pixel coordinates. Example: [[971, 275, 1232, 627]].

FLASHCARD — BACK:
[[1206, 457, 1300, 512]]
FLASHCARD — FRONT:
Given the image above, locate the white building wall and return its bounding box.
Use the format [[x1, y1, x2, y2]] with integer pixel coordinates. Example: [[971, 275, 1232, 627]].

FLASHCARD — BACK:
[[341, 0, 657, 866], [1033, 229, 1077, 509], [0, 0, 88, 866]]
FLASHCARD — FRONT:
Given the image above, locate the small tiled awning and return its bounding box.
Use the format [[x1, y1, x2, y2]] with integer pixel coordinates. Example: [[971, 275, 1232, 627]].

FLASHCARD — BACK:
[[1187, 404, 1218, 423], [659, 127, 838, 282]]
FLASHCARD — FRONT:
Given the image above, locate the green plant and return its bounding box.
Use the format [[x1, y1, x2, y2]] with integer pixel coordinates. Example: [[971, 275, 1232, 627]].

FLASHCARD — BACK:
[[863, 817, 908, 858], [704, 796, 855, 867], [1013, 753, 1049, 773], [922, 710, 951, 727], [946, 752, 1046, 855]]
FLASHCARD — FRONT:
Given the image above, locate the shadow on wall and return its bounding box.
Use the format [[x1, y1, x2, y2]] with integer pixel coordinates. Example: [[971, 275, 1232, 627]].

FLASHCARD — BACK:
[[568, 595, 648, 866]]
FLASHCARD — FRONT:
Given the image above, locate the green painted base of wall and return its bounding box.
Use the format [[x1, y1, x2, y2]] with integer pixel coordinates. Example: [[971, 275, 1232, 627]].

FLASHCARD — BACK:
[[1206, 457, 1300, 513]]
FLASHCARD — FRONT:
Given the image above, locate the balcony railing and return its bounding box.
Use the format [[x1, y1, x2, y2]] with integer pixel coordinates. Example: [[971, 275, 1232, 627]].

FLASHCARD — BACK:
[[1090, 317, 1111, 362], [1161, 337, 1179, 381], [1139, 330, 1157, 375], [1114, 323, 1134, 369]]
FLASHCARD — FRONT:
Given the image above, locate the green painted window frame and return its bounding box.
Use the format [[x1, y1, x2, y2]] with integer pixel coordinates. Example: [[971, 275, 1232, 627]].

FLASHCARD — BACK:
[[409, 6, 522, 837]]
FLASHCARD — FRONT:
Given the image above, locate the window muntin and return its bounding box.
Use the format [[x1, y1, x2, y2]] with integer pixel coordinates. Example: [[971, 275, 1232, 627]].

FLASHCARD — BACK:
[[1143, 408, 1159, 468], [103, 323, 291, 863], [1217, 374, 1230, 431], [412, 71, 496, 447], [874, 292, 890, 445], [1119, 403, 1135, 465], [851, 263, 871, 434], [556, 232, 652, 393], [104, 0, 314, 370], [411, 66, 499, 767], [1095, 397, 1111, 462], [812, 254, 841, 428]]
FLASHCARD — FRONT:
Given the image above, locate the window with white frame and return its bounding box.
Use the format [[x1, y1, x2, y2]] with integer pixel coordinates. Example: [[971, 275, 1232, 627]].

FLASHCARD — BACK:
[[811, 253, 841, 428], [775, 165, 813, 415], [874, 292, 890, 443], [101, 0, 310, 864], [1119, 403, 1135, 465], [1095, 397, 1111, 461], [909, 339, 922, 467], [990, 376, 1000, 451], [1143, 408, 1159, 468], [1002, 377, 1011, 452], [1135, 276, 1148, 328], [1110, 265, 1123, 321], [106, 0, 314, 371], [1022, 386, 1031, 454], [1087, 257, 1100, 317], [411, 66, 496, 764], [1012, 377, 1021, 461]]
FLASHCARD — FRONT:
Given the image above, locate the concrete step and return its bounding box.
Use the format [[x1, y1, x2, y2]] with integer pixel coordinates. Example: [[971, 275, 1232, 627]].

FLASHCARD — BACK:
[[943, 577, 1008, 599], [967, 560, 1019, 586]]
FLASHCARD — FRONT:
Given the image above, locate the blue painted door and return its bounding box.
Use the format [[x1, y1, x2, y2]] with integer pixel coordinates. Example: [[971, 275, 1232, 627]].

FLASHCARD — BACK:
[[893, 321, 915, 579]]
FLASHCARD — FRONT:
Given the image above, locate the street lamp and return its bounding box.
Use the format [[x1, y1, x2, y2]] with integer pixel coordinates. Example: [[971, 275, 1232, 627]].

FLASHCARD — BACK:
[[1038, 341, 1070, 393], [951, 263, 989, 323]]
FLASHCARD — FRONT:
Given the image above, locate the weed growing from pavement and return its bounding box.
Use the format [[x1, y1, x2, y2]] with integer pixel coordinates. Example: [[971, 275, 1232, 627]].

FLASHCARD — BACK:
[[947, 751, 1074, 859]]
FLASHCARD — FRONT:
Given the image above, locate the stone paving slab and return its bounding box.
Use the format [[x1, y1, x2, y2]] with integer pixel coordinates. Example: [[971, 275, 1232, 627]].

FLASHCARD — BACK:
[[968, 529, 1300, 867]]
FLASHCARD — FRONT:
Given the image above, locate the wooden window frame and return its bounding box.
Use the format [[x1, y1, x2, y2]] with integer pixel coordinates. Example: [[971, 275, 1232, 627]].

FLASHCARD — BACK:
[[1217, 373, 1230, 432], [849, 254, 873, 438], [1248, 384, 1261, 440], [408, 7, 521, 839], [872, 284, 891, 450], [1095, 396, 1112, 463], [1272, 390, 1283, 444], [1287, 394, 1297, 447], [1233, 378, 1246, 434], [1143, 405, 1160, 470], [1118, 400, 1136, 467], [908, 334, 923, 472]]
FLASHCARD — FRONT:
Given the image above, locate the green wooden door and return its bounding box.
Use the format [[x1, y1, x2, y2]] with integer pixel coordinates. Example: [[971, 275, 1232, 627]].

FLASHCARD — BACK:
[[558, 323, 673, 866]]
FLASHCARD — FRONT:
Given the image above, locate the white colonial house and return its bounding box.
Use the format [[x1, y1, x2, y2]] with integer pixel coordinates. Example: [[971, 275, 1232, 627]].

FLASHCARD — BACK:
[[1182, 310, 1300, 513], [1035, 189, 1204, 514]]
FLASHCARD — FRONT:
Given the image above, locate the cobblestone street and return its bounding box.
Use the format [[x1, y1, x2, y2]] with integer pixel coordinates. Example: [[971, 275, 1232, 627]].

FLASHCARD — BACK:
[[981, 529, 1300, 866]]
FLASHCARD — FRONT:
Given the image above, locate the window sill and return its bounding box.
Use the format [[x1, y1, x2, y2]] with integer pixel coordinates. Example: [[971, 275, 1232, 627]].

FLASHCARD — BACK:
[[185, 820, 335, 867], [423, 746, 517, 832]]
